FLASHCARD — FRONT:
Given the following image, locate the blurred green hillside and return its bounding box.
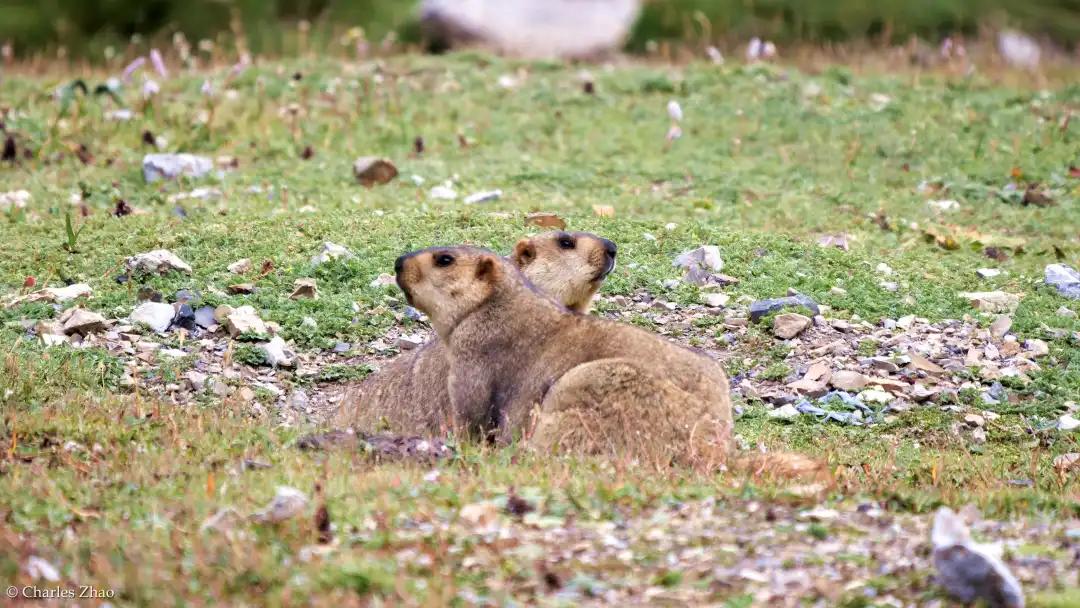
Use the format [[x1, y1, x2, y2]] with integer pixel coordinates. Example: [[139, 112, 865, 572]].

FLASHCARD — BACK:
[[1, 0, 1078, 58]]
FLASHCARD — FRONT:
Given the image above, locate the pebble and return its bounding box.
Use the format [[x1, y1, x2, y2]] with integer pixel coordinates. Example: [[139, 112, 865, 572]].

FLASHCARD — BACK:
[[126, 249, 193, 275]]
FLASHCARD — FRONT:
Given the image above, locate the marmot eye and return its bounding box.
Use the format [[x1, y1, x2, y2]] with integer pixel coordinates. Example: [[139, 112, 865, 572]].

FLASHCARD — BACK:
[[434, 254, 455, 267], [557, 237, 575, 250]]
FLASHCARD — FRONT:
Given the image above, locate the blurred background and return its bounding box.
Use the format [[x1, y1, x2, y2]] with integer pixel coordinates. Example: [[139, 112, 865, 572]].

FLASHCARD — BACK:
[[1, 0, 1078, 60]]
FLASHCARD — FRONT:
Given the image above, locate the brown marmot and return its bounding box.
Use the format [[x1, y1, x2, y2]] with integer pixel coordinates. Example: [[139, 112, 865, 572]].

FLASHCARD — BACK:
[[333, 231, 618, 436], [394, 245, 734, 468]]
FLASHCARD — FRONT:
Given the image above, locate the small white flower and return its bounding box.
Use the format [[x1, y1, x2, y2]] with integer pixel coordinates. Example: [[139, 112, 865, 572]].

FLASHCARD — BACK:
[[746, 37, 763, 61], [142, 78, 160, 100], [667, 100, 683, 122]]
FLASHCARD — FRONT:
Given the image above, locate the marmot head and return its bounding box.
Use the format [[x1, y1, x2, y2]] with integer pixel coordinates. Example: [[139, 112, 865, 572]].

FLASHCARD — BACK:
[[395, 246, 517, 335], [511, 231, 617, 314]]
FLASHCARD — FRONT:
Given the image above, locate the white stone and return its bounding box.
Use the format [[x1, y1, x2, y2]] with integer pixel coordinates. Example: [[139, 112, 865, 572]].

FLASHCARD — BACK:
[[260, 336, 296, 368], [130, 301, 175, 333], [311, 242, 355, 265], [225, 305, 267, 337], [142, 153, 213, 182], [126, 249, 193, 275], [228, 258, 251, 274], [251, 486, 308, 523]]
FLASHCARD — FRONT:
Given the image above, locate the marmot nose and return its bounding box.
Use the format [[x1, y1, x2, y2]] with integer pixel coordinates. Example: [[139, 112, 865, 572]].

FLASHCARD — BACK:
[[602, 239, 617, 259], [394, 254, 407, 275]]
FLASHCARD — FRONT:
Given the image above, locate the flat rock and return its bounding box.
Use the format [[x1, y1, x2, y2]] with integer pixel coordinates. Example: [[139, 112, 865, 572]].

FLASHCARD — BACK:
[[674, 245, 724, 272], [130, 301, 175, 333], [126, 249, 192, 275], [397, 334, 424, 350], [1045, 263, 1080, 300], [4, 283, 92, 308], [464, 189, 502, 204], [353, 157, 398, 187], [976, 268, 1001, 279], [750, 294, 819, 322], [289, 278, 318, 300], [858, 389, 893, 404], [60, 308, 106, 335], [959, 291, 1021, 313], [830, 370, 867, 391], [907, 352, 945, 374], [773, 313, 812, 339], [311, 242, 355, 266], [701, 292, 730, 308], [142, 153, 213, 182], [225, 305, 267, 337], [194, 306, 217, 329]]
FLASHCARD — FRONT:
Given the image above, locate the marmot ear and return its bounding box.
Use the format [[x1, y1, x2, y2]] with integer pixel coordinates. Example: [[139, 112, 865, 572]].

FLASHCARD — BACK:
[[511, 240, 535, 267], [475, 256, 498, 282]]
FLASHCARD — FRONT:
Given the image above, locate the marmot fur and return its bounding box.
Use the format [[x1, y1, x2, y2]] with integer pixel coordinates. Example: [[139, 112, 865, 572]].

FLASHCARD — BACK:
[[334, 231, 617, 436], [395, 245, 733, 468]]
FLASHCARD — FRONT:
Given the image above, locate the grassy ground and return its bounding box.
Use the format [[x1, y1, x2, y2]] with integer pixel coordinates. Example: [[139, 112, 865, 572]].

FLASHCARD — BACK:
[[1, 53, 1079, 605]]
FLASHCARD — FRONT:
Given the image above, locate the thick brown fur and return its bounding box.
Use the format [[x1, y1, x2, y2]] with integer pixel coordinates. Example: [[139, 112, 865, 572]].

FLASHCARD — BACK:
[[334, 232, 616, 435], [397, 246, 827, 479]]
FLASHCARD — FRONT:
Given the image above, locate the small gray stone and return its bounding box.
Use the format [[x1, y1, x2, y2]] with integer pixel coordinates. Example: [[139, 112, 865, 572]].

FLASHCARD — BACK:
[[126, 249, 193, 275], [60, 308, 106, 335], [1045, 263, 1080, 300], [142, 153, 212, 182], [932, 507, 1024, 608], [397, 334, 424, 350], [194, 306, 217, 329]]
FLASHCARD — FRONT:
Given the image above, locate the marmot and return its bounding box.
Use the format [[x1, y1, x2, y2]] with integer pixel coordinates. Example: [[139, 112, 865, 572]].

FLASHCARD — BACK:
[[334, 231, 617, 436], [395, 245, 734, 468], [396, 245, 827, 479]]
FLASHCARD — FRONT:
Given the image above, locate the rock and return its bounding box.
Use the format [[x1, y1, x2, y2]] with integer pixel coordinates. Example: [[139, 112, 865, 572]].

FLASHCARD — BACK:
[[142, 153, 213, 182], [911, 384, 939, 402], [990, 315, 1012, 340], [131, 301, 175, 333], [830, 286, 847, 296], [289, 278, 318, 300], [464, 189, 502, 204], [174, 289, 199, 304], [251, 486, 308, 523], [1025, 339, 1049, 357], [429, 184, 458, 200], [787, 362, 831, 397], [1044, 263, 1080, 300], [194, 306, 217, 329], [419, 0, 641, 59], [228, 258, 252, 274], [875, 262, 893, 275], [879, 281, 898, 292], [932, 507, 1024, 608], [238, 387, 256, 402], [674, 245, 724, 272], [60, 308, 106, 335], [1053, 452, 1080, 473], [370, 273, 396, 288], [4, 283, 93, 308], [702, 293, 730, 308], [997, 29, 1041, 70], [858, 389, 893, 404], [971, 427, 988, 444], [976, 268, 1002, 279], [397, 335, 424, 350], [172, 304, 196, 331], [332, 342, 351, 353], [907, 352, 946, 374], [185, 370, 208, 391], [259, 336, 296, 368], [1057, 306, 1077, 318], [352, 157, 398, 187], [768, 404, 800, 420], [817, 234, 849, 251], [210, 379, 232, 397], [159, 348, 187, 359], [227, 283, 256, 295], [524, 212, 566, 230], [959, 291, 1021, 314], [964, 414, 985, 428], [928, 199, 959, 212], [830, 370, 867, 392], [749, 294, 819, 322], [311, 242, 355, 265], [1058, 414, 1080, 431], [126, 249, 192, 275], [773, 313, 811, 339], [225, 305, 267, 337]]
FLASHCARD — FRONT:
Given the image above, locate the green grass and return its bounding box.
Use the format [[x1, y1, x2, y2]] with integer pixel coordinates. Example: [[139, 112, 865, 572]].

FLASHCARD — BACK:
[[1, 53, 1079, 604]]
